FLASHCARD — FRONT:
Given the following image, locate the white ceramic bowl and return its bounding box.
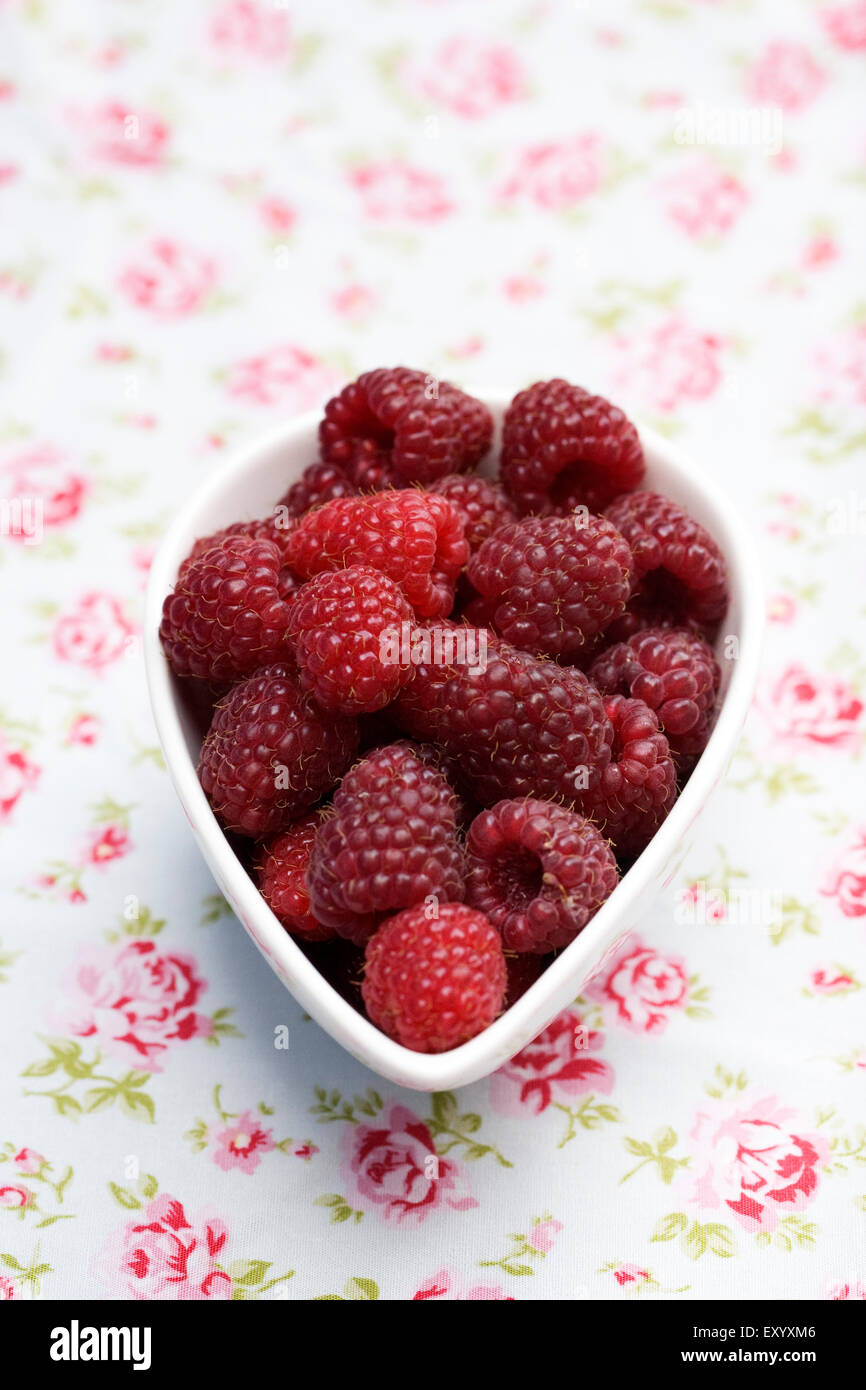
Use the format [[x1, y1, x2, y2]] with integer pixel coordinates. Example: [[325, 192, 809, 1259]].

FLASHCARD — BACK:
[[144, 392, 763, 1091]]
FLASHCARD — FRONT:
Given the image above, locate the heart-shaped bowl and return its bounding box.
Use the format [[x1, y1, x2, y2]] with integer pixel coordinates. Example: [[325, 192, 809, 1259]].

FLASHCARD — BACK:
[[144, 390, 763, 1091]]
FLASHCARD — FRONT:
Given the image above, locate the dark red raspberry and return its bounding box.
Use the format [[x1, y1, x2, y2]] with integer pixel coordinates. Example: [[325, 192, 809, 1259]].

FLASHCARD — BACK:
[[465, 797, 618, 953], [161, 536, 295, 682], [392, 630, 614, 807], [178, 519, 300, 606], [278, 460, 357, 518], [286, 490, 468, 619], [320, 367, 493, 488], [256, 812, 334, 941], [604, 490, 728, 631], [198, 663, 358, 837], [501, 379, 645, 514], [578, 694, 677, 860], [306, 741, 464, 945], [589, 627, 720, 772], [286, 565, 413, 714], [362, 902, 506, 1052], [467, 513, 632, 660], [503, 951, 546, 1007], [428, 473, 519, 553]]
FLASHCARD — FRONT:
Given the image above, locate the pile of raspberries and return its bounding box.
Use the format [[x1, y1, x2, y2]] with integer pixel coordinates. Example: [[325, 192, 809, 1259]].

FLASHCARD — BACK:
[[160, 369, 726, 1054]]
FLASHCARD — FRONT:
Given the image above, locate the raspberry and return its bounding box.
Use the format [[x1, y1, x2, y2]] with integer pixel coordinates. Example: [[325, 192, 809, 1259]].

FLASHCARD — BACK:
[[286, 490, 468, 619], [278, 460, 357, 518], [429, 473, 518, 553], [589, 627, 720, 772], [287, 565, 413, 714], [180, 516, 294, 571], [503, 951, 546, 1006], [362, 902, 505, 1052], [577, 694, 677, 860], [256, 813, 334, 941], [465, 798, 618, 953], [198, 663, 358, 837], [392, 630, 614, 807], [320, 367, 493, 488], [501, 380, 645, 514], [604, 490, 728, 631], [467, 514, 632, 660], [306, 741, 464, 945], [160, 536, 295, 682]]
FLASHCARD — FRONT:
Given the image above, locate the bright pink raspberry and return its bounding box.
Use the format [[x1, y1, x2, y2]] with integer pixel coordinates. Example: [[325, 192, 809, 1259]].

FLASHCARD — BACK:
[[604, 490, 728, 631], [465, 797, 618, 953], [256, 812, 334, 941], [577, 694, 677, 860], [429, 473, 519, 552]]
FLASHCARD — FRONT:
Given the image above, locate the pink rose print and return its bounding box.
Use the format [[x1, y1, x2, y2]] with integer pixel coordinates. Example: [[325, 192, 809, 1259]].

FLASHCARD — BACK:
[[586, 937, 688, 1034], [527, 1217, 563, 1253], [762, 664, 863, 751], [822, 2, 866, 50], [807, 965, 858, 995], [746, 41, 825, 112], [81, 823, 132, 867], [0, 1183, 34, 1210], [659, 158, 749, 239], [821, 829, 866, 917], [212, 1111, 275, 1174], [610, 1263, 651, 1288], [681, 1095, 828, 1232], [258, 196, 295, 234], [52, 592, 136, 671], [768, 593, 797, 624], [66, 713, 101, 746], [1, 443, 89, 535], [331, 284, 378, 321], [54, 939, 212, 1072], [222, 344, 336, 410], [814, 323, 866, 406], [348, 159, 453, 222], [95, 1194, 232, 1300], [342, 1104, 476, 1224], [614, 314, 724, 413], [13, 1148, 46, 1175], [209, 0, 292, 62], [498, 134, 603, 211], [827, 1278, 866, 1299], [0, 1274, 14, 1300], [412, 1267, 513, 1301], [118, 239, 218, 319], [490, 1009, 614, 1116], [403, 38, 525, 119], [77, 101, 170, 168], [0, 734, 40, 822]]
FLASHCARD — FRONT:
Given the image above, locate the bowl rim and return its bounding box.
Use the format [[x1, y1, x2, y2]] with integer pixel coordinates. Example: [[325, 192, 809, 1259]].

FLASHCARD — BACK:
[[144, 392, 764, 1090]]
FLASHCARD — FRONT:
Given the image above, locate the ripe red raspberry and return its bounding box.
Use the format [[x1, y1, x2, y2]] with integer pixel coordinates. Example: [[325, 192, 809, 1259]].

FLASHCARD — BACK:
[[306, 741, 464, 945], [286, 565, 413, 714], [578, 694, 677, 860], [465, 798, 618, 953], [320, 367, 493, 487], [392, 631, 614, 807], [467, 513, 632, 660], [428, 473, 518, 552], [278, 460, 357, 518], [604, 490, 728, 631], [160, 536, 295, 681], [589, 627, 720, 772], [286, 490, 468, 619], [180, 516, 294, 571], [501, 379, 645, 514], [362, 902, 506, 1052], [198, 663, 358, 837], [503, 951, 546, 1006], [256, 813, 334, 942]]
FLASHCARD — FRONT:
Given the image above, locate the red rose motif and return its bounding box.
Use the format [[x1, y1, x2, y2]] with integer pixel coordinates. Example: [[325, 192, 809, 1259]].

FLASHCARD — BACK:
[[348, 160, 454, 222], [808, 965, 857, 994], [822, 2, 866, 49], [405, 38, 525, 119], [498, 134, 603, 210], [490, 1009, 614, 1115], [342, 1104, 476, 1224], [52, 592, 136, 671], [95, 1194, 232, 1300], [54, 939, 212, 1072], [66, 713, 100, 747], [412, 1267, 513, 1300], [0, 1183, 34, 1210], [79, 102, 170, 167], [1, 443, 89, 535], [0, 735, 40, 822], [0, 1275, 14, 1300], [81, 824, 132, 867], [821, 829, 866, 917], [763, 664, 863, 751], [746, 41, 825, 112], [586, 937, 689, 1034], [222, 344, 335, 409], [13, 1148, 46, 1175], [118, 239, 218, 319]]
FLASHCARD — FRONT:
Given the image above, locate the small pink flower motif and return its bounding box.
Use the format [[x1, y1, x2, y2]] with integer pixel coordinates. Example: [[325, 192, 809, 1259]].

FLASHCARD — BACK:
[[95, 1194, 232, 1301], [808, 965, 857, 995], [503, 274, 544, 303], [0, 1183, 33, 1209], [1, 443, 89, 534], [821, 829, 866, 918], [611, 1263, 651, 1288], [331, 284, 377, 321], [0, 164, 18, 186], [403, 37, 525, 119], [292, 1142, 318, 1161], [77, 101, 170, 168], [13, 1148, 46, 1175], [412, 1267, 514, 1301], [53, 938, 212, 1073], [498, 134, 603, 211], [768, 593, 797, 624], [822, 2, 866, 50], [258, 196, 295, 234], [585, 937, 689, 1035], [615, 315, 724, 414], [828, 1279, 866, 1299], [746, 41, 826, 112], [527, 1218, 563, 1253], [95, 342, 134, 363], [131, 543, 156, 586], [814, 323, 866, 407], [222, 344, 336, 410], [348, 159, 454, 222], [52, 592, 136, 672], [0, 1274, 14, 1300], [762, 664, 863, 751], [118, 239, 219, 320], [802, 234, 838, 269], [209, 0, 292, 62], [81, 824, 132, 867], [211, 1111, 275, 1175], [342, 1104, 476, 1225], [66, 713, 100, 747], [490, 1008, 614, 1116], [0, 735, 40, 822], [659, 157, 749, 239], [680, 1094, 828, 1232]]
